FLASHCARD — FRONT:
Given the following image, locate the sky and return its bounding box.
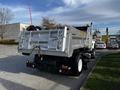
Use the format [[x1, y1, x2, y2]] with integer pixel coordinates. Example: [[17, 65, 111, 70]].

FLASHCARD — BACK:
[[0, 0, 120, 35]]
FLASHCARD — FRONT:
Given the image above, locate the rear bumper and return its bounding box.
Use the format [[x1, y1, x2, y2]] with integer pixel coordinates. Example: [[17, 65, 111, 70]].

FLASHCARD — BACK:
[[18, 49, 69, 57], [96, 47, 106, 49], [107, 46, 119, 49]]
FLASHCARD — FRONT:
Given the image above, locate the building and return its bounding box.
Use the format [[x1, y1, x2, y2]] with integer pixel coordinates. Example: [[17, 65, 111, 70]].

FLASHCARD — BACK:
[[0, 23, 29, 42], [102, 35, 120, 43]]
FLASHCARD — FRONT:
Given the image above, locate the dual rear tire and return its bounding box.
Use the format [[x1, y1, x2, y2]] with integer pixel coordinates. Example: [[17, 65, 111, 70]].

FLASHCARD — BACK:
[[34, 54, 84, 76], [72, 54, 83, 75]]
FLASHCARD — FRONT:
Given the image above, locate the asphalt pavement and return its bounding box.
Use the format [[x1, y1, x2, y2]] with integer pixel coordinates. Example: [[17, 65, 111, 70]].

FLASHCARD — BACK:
[[0, 45, 119, 90]]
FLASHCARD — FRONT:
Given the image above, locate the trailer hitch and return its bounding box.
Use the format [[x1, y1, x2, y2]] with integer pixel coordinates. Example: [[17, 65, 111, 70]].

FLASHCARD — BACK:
[[26, 45, 42, 69], [59, 64, 71, 74]]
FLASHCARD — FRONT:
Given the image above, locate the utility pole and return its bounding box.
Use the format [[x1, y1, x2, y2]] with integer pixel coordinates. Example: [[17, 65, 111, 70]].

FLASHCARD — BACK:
[[106, 27, 109, 36], [106, 27, 109, 45]]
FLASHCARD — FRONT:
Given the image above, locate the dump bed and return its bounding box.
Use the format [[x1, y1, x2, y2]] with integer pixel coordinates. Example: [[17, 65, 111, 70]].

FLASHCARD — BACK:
[[18, 26, 92, 57]]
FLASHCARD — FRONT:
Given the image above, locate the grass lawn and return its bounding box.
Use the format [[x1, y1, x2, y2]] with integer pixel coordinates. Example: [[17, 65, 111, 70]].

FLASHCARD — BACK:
[[83, 52, 120, 90]]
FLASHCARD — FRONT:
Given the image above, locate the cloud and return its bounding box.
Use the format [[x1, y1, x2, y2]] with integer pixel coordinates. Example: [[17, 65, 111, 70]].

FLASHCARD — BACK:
[[80, 0, 95, 4], [62, 0, 95, 7], [1, 0, 120, 33], [52, 0, 120, 26], [62, 0, 81, 7]]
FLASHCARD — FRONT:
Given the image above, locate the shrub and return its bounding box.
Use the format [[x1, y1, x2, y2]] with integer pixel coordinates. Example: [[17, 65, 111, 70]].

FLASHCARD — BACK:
[[0, 39, 18, 45]]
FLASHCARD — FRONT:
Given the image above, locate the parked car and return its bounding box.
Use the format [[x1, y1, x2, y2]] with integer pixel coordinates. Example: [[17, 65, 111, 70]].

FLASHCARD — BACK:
[[107, 41, 119, 49], [95, 41, 106, 49]]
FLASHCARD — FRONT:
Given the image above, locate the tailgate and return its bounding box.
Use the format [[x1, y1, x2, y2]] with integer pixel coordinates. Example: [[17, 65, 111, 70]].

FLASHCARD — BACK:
[[18, 29, 67, 52]]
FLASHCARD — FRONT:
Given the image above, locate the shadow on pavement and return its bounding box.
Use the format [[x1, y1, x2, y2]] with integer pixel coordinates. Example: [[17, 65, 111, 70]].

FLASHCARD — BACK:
[[0, 78, 35, 90], [0, 55, 96, 90]]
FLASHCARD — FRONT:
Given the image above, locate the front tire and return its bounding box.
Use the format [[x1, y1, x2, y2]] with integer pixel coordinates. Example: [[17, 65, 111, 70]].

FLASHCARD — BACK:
[[91, 50, 96, 59]]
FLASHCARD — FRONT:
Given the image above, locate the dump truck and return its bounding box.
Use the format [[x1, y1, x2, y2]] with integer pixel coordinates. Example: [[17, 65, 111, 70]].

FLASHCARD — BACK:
[[18, 24, 95, 75]]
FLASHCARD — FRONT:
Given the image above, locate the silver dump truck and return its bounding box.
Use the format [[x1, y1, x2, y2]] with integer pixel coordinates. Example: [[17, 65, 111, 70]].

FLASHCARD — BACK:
[[18, 25, 95, 75]]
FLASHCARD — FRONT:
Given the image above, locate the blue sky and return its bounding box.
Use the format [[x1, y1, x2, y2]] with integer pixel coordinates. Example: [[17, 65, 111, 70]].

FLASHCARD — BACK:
[[0, 0, 120, 35]]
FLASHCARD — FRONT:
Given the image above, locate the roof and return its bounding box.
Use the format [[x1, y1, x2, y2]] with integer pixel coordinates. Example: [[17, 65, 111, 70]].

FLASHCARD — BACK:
[[0, 22, 29, 26]]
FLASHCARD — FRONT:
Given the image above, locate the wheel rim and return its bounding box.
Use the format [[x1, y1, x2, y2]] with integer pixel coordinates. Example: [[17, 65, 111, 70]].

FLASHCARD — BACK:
[[78, 59, 82, 72], [93, 51, 95, 56]]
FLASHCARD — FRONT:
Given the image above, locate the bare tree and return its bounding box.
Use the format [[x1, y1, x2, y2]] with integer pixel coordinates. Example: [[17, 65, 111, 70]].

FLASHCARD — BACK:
[[0, 7, 13, 39], [41, 17, 56, 29], [41, 17, 63, 30], [93, 29, 101, 38]]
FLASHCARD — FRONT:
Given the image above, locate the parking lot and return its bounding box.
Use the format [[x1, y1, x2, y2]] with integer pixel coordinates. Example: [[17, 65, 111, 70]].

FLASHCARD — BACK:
[[0, 45, 119, 90]]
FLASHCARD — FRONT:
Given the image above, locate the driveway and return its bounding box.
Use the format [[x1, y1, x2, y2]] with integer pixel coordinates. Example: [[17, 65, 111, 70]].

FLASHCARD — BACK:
[[0, 45, 117, 90]]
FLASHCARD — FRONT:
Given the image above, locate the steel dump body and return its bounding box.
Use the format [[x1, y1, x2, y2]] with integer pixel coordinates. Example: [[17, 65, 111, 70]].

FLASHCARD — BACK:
[[18, 26, 92, 57]]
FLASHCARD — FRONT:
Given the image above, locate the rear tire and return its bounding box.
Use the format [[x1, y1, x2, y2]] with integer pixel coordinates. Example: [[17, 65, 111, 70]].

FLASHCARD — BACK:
[[72, 54, 83, 76]]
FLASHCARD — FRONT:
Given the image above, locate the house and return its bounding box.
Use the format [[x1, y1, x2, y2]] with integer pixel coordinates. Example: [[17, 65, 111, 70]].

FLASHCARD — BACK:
[[0, 23, 30, 42]]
